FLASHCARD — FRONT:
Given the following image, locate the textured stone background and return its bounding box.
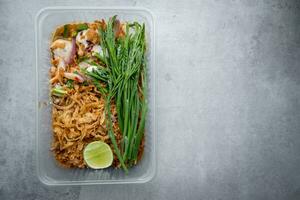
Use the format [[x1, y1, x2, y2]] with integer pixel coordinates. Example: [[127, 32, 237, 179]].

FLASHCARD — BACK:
[[0, 0, 299, 199]]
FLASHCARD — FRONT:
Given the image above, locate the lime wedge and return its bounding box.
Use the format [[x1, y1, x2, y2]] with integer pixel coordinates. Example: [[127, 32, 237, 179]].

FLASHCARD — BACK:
[[83, 141, 113, 169]]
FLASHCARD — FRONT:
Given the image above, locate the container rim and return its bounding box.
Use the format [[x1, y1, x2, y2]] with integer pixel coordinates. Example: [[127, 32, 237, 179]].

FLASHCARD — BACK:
[[35, 6, 156, 186], [35, 6, 155, 22]]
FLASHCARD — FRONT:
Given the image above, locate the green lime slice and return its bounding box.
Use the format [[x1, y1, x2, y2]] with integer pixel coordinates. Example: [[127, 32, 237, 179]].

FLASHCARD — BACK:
[[83, 141, 113, 169]]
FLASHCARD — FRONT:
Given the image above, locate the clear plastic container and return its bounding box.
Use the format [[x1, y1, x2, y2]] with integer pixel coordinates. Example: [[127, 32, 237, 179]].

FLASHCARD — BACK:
[[35, 7, 156, 185]]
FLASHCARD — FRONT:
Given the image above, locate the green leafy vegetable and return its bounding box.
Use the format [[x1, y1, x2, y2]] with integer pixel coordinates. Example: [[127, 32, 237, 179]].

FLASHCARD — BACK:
[[63, 24, 69, 38], [77, 23, 89, 31], [66, 80, 74, 89], [93, 52, 106, 63], [84, 16, 148, 171]]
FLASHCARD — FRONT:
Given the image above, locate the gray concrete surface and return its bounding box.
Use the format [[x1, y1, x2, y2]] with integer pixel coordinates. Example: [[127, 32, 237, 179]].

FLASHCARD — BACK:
[[0, 0, 300, 199]]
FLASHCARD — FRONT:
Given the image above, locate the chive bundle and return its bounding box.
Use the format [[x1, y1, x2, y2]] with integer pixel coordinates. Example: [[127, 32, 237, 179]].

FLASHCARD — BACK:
[[85, 16, 147, 172]]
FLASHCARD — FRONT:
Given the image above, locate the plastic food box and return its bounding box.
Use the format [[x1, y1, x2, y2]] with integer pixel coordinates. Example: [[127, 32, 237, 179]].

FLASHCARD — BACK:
[[35, 7, 156, 185]]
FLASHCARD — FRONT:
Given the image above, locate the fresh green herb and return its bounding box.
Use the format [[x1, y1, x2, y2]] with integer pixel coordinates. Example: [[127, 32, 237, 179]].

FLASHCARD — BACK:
[[77, 23, 89, 31], [86, 60, 100, 67], [81, 63, 109, 82], [71, 31, 78, 37], [93, 52, 106, 63], [92, 79, 108, 96], [63, 24, 69, 38], [66, 80, 74, 89]]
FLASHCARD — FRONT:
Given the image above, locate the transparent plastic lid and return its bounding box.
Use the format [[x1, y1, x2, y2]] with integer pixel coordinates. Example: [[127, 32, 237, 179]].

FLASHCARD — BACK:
[[35, 7, 156, 185]]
